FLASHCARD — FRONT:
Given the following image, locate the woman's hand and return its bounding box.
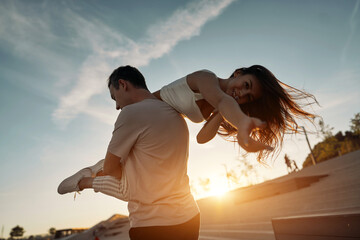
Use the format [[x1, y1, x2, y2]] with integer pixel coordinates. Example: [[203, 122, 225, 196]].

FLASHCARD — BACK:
[[236, 116, 273, 152], [187, 70, 273, 152]]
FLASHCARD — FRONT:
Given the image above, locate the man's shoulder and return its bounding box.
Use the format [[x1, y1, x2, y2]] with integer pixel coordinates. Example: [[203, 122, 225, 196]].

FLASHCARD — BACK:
[[116, 98, 185, 134], [124, 99, 174, 113], [119, 99, 177, 121]]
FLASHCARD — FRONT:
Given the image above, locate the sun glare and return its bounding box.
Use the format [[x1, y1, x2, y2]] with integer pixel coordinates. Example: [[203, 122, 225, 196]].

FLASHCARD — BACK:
[[209, 181, 228, 197]]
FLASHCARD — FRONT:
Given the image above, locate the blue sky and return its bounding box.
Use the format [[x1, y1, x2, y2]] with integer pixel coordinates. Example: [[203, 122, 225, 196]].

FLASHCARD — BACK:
[[1, 0, 359, 237]]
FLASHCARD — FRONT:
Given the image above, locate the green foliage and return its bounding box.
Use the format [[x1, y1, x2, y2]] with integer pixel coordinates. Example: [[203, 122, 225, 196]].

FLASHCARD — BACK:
[[49, 227, 56, 235], [9, 225, 25, 238], [350, 113, 360, 135], [303, 137, 339, 167], [318, 119, 334, 140], [303, 114, 360, 168]]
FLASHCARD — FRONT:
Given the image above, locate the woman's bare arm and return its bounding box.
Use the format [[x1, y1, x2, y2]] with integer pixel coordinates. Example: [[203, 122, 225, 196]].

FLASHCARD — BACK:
[[187, 70, 271, 152], [197, 112, 223, 144]]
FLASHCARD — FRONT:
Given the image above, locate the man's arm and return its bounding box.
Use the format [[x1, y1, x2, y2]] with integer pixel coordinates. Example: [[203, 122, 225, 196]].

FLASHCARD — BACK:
[[103, 151, 123, 179], [104, 106, 139, 179]]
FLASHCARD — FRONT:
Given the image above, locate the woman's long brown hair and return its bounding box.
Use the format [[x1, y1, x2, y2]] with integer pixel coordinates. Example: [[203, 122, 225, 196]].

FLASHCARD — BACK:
[[216, 65, 318, 163]]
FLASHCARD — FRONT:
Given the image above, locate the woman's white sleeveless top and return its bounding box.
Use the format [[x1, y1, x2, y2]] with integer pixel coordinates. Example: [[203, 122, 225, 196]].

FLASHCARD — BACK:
[[160, 73, 209, 123]]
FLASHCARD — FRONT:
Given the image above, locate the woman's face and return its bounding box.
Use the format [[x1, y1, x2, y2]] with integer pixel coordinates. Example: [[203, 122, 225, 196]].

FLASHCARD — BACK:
[[226, 73, 262, 104]]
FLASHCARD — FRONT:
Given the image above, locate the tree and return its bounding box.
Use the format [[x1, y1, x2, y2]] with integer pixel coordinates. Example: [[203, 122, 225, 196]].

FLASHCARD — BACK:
[[350, 113, 360, 135], [236, 156, 260, 186], [284, 154, 292, 172], [49, 227, 56, 235], [198, 178, 211, 192], [9, 225, 25, 239], [302, 137, 341, 167], [284, 154, 299, 173], [303, 115, 360, 168], [318, 119, 333, 140], [222, 164, 240, 189]]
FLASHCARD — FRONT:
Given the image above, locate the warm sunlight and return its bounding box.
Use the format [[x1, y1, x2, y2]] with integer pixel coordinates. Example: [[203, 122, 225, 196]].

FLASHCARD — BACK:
[[208, 180, 229, 197], [2, 0, 359, 237]]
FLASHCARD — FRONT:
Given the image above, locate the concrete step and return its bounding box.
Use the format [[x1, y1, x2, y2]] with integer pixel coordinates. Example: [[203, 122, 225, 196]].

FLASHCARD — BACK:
[[198, 151, 360, 233], [273, 189, 360, 211], [274, 192, 360, 209], [201, 221, 273, 231], [206, 201, 360, 224], [271, 213, 360, 239], [243, 205, 360, 223], [200, 221, 275, 240], [257, 183, 360, 206], [199, 228, 275, 240]]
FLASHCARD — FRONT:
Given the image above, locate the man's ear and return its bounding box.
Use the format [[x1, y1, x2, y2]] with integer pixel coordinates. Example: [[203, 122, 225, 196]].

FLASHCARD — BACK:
[[118, 79, 128, 90]]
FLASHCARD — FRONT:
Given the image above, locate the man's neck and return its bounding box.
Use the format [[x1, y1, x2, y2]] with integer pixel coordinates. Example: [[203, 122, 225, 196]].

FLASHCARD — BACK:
[[132, 89, 157, 103]]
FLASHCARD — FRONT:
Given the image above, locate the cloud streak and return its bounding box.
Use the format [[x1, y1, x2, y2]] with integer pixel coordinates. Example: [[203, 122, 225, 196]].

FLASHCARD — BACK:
[[53, 0, 235, 126], [0, 2, 78, 75], [314, 68, 360, 112], [341, 0, 360, 63]]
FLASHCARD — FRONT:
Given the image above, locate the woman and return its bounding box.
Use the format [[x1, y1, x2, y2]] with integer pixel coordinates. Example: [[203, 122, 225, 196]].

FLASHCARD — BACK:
[[58, 65, 317, 200]]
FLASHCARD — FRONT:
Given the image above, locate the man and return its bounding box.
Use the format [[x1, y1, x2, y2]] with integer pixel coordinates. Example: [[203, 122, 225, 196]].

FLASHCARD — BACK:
[[99, 65, 199, 239]]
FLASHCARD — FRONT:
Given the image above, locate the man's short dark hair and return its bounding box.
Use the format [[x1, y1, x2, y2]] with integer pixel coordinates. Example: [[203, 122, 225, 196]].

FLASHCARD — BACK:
[[108, 65, 148, 90]]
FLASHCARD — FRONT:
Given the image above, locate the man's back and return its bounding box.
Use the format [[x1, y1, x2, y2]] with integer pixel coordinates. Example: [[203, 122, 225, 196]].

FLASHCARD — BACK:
[[108, 99, 199, 228]]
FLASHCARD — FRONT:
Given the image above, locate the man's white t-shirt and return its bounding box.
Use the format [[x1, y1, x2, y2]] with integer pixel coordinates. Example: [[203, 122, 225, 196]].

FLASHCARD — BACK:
[[107, 99, 199, 228]]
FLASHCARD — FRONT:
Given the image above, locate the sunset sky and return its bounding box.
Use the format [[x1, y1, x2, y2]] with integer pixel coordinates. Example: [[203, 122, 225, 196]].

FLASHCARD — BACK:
[[1, 0, 359, 237]]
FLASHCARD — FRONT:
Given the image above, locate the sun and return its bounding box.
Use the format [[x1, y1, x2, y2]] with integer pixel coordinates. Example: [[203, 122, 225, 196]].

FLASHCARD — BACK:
[[208, 181, 228, 197]]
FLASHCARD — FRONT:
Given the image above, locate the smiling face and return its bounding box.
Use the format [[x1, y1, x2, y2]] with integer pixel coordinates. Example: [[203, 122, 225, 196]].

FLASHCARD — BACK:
[[226, 73, 262, 104]]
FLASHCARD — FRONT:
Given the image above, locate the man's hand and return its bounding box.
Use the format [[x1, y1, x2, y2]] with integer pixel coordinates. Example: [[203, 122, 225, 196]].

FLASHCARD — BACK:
[[236, 116, 274, 152]]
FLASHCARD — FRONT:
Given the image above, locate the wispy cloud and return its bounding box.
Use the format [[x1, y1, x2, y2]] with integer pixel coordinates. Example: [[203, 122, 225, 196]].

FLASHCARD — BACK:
[[314, 68, 360, 112], [0, 2, 88, 101], [0, 2, 77, 74], [341, 0, 360, 63], [53, 0, 235, 126], [316, 91, 358, 112], [0, 2, 55, 55], [0, 0, 234, 126]]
